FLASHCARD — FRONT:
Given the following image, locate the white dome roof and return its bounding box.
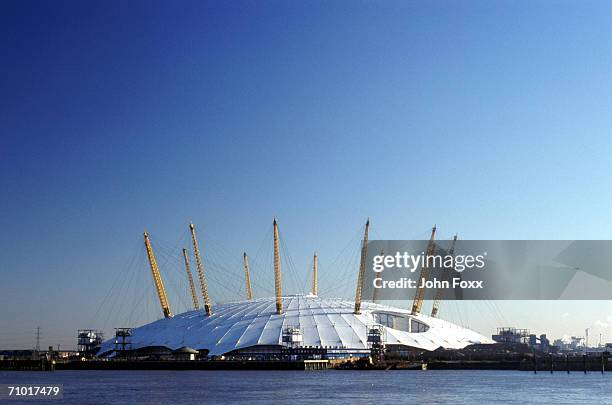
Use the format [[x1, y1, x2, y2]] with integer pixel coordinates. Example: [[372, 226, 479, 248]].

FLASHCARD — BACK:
[[99, 295, 492, 356]]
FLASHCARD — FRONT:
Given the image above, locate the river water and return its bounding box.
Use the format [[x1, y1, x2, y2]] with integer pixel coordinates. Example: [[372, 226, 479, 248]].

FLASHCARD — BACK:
[[1, 370, 610, 404]]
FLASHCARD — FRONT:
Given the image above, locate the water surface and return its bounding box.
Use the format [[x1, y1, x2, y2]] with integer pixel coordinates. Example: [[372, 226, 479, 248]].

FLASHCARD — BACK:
[[1, 370, 610, 404]]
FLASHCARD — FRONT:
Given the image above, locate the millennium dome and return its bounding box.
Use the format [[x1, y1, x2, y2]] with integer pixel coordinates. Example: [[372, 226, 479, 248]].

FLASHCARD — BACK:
[[97, 294, 492, 357], [98, 220, 492, 358]]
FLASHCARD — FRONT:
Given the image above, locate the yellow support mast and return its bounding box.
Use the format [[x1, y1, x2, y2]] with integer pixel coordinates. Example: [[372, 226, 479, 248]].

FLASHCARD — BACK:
[[431, 235, 457, 318], [353, 219, 370, 314], [243, 252, 253, 300], [189, 223, 213, 316], [182, 248, 200, 310], [312, 252, 318, 296], [273, 218, 282, 314], [411, 226, 437, 315], [143, 231, 172, 318]]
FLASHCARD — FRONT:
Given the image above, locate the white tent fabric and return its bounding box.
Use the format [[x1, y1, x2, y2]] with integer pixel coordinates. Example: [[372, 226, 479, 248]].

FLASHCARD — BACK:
[[98, 295, 492, 356]]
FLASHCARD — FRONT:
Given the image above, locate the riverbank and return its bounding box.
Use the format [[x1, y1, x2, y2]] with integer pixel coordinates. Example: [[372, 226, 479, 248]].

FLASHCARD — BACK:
[[1, 356, 608, 372]]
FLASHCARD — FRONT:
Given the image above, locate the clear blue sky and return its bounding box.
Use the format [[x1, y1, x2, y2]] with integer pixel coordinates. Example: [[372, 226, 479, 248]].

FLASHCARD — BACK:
[[1, 1, 611, 349]]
